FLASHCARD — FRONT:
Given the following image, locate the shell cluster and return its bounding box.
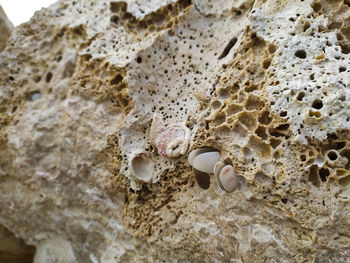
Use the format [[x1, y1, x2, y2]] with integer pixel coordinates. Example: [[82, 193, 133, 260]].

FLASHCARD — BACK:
[[188, 148, 238, 192]]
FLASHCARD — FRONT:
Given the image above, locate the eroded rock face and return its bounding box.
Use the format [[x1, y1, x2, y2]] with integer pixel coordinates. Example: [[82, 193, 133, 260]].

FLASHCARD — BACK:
[[1, 0, 350, 262], [0, 5, 14, 52]]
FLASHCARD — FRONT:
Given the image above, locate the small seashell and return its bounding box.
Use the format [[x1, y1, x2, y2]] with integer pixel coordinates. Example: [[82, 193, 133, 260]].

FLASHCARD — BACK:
[[192, 151, 220, 173], [130, 151, 154, 182], [218, 165, 238, 192], [150, 114, 190, 158], [188, 148, 220, 189], [188, 148, 217, 166], [214, 161, 225, 179]]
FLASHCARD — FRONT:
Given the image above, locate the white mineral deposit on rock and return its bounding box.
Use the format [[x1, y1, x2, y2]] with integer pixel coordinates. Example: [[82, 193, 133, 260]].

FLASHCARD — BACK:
[[1, 0, 350, 262]]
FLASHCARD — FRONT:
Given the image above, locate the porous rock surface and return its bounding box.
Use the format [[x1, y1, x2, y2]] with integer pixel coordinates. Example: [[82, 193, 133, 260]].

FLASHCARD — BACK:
[[1, 0, 350, 262]]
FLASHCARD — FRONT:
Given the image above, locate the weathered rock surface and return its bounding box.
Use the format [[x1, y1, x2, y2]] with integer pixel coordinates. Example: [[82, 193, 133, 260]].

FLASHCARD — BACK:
[[1, 0, 350, 262], [0, 5, 14, 52]]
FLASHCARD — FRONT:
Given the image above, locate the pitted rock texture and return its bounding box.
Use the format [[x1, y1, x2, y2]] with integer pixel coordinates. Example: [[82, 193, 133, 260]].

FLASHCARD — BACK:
[[1, 0, 350, 262]]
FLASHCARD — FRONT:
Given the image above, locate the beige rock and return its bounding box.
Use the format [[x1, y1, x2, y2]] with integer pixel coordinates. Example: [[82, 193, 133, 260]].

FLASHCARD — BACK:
[[0, 5, 14, 52], [1, 0, 350, 262]]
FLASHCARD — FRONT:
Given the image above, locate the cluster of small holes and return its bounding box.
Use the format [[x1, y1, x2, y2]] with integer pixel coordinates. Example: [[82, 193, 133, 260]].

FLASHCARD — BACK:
[[199, 25, 350, 193], [109, 0, 192, 35], [301, 132, 350, 187], [110, 0, 253, 197], [193, 30, 290, 181], [0, 23, 91, 127], [75, 57, 132, 113]]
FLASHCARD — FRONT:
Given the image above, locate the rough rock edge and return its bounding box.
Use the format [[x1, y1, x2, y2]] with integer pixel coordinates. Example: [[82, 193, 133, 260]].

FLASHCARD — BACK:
[[0, 4, 14, 52]]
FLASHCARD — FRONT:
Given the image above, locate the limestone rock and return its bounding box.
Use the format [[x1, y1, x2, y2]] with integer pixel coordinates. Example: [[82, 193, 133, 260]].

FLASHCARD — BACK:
[[0, 5, 14, 52], [1, 0, 350, 262]]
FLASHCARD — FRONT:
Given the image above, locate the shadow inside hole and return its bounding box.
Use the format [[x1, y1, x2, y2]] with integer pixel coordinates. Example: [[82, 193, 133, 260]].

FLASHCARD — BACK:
[[0, 224, 36, 263], [194, 169, 210, 190]]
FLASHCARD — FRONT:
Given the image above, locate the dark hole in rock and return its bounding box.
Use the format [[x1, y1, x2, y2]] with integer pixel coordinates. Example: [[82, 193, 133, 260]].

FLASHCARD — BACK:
[[311, 1, 322, 13], [296, 92, 305, 101], [256, 126, 268, 140], [45, 72, 53, 83], [111, 74, 123, 85], [340, 43, 350, 54], [269, 128, 287, 138], [312, 99, 323, 109], [110, 1, 127, 12], [194, 169, 210, 190], [319, 168, 330, 182], [262, 58, 271, 69], [308, 165, 319, 187], [110, 15, 120, 25], [309, 109, 321, 118], [280, 111, 288, 117], [281, 198, 288, 204], [336, 141, 346, 150], [345, 0, 350, 8], [218, 37, 237, 59], [259, 111, 272, 125], [270, 138, 281, 149], [339, 66, 347, 72], [0, 224, 36, 263], [327, 151, 338, 161], [276, 124, 290, 130], [295, 50, 307, 59]]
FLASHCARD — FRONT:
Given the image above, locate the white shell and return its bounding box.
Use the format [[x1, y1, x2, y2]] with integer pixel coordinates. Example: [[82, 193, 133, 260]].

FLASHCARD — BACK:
[[218, 165, 238, 192], [130, 151, 154, 182], [214, 161, 225, 179], [188, 148, 218, 166], [192, 151, 220, 173]]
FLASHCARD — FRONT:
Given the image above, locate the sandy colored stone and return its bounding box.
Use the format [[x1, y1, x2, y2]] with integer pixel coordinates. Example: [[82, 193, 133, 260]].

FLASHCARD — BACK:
[[1, 0, 350, 262], [0, 5, 14, 52]]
